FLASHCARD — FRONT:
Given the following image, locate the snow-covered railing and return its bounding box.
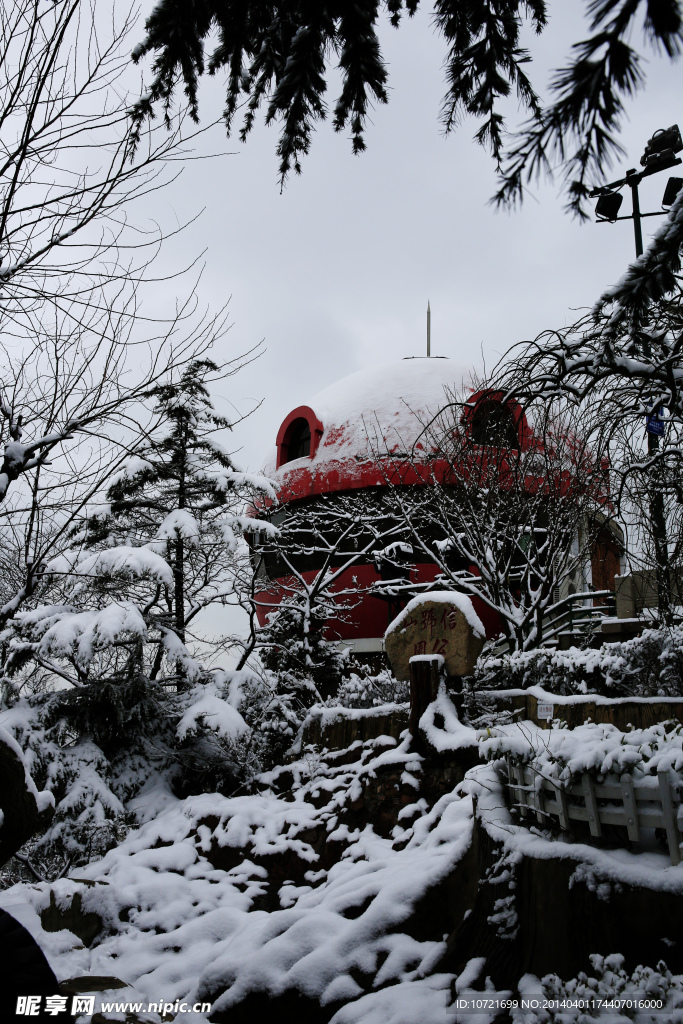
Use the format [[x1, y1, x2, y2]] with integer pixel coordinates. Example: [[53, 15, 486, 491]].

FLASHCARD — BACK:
[[541, 589, 616, 644], [488, 589, 617, 656], [504, 755, 682, 865]]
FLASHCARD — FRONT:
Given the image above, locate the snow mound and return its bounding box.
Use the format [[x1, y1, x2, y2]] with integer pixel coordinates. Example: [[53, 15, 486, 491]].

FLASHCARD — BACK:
[[1, 732, 476, 1021]]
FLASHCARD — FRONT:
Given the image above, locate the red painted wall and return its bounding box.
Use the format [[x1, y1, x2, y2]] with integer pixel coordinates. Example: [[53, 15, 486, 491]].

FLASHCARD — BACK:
[[255, 561, 503, 642]]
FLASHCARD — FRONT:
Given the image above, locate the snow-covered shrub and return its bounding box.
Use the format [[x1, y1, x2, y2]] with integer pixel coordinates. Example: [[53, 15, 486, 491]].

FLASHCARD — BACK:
[[231, 665, 323, 769], [0, 666, 261, 879], [480, 719, 683, 787], [474, 625, 683, 697], [335, 667, 409, 709], [0, 591, 257, 875], [0, 362, 277, 877], [240, 663, 408, 766], [250, 588, 355, 760], [173, 671, 264, 796], [514, 954, 683, 1023], [0, 596, 184, 872], [0, 696, 145, 878]]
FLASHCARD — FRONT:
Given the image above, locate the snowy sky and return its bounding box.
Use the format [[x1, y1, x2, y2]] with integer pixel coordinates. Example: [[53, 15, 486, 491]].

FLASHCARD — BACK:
[[133, 2, 681, 475]]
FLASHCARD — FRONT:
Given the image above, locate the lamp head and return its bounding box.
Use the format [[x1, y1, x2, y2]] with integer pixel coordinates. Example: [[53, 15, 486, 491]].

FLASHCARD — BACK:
[[662, 177, 683, 207], [640, 125, 683, 172], [595, 191, 623, 221]]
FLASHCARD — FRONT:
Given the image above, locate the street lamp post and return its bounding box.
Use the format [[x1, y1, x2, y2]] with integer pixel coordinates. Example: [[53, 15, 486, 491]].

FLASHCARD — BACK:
[[626, 169, 644, 257], [589, 125, 683, 625], [590, 124, 682, 255]]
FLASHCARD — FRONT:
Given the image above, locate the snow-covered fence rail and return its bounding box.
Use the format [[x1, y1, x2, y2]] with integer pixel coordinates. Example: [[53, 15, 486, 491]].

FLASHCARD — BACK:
[[473, 689, 683, 731], [541, 589, 616, 645], [488, 590, 616, 656], [504, 756, 682, 865]]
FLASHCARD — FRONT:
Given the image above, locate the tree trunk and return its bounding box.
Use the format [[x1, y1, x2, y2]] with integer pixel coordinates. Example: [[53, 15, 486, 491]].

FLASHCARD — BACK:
[[174, 536, 185, 643]]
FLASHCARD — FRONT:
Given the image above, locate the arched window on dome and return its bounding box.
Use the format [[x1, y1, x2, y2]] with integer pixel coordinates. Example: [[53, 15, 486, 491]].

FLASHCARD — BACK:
[[284, 418, 311, 461], [470, 398, 519, 449], [276, 406, 323, 469]]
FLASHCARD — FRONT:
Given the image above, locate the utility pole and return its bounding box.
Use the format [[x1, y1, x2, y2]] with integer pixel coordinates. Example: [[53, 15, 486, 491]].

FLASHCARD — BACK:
[[427, 301, 431, 357], [589, 125, 683, 625]]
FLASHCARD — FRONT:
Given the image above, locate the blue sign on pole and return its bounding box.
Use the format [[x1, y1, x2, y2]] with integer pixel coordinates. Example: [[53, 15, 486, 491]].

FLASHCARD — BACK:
[[646, 415, 665, 436]]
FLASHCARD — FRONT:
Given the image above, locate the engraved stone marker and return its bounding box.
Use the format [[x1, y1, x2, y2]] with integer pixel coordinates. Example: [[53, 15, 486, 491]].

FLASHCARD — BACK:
[[385, 593, 485, 681]]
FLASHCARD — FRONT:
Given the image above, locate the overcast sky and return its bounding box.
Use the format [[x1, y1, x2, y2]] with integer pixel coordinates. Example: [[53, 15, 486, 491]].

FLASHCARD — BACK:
[[134, 2, 682, 474]]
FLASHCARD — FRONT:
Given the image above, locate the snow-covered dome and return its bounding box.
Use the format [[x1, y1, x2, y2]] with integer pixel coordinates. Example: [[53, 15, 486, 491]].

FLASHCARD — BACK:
[[268, 358, 475, 501]]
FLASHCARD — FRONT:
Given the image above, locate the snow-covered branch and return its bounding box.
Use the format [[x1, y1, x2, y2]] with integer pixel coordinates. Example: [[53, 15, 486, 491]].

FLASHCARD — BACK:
[[376, 391, 616, 651]]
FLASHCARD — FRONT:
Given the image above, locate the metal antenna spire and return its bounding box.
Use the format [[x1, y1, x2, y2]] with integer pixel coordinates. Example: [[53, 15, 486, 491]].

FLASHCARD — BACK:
[[427, 300, 431, 357]]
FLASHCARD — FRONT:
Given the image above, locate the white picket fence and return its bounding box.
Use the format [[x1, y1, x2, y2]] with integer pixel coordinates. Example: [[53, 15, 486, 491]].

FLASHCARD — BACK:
[[505, 756, 682, 865]]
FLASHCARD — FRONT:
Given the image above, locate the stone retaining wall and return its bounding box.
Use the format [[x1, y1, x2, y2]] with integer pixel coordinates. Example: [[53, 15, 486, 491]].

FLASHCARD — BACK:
[[299, 704, 409, 751], [475, 688, 683, 730]]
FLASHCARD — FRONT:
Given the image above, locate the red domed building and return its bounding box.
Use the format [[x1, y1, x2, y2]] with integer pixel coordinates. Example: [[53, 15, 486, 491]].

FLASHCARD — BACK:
[[253, 357, 624, 658]]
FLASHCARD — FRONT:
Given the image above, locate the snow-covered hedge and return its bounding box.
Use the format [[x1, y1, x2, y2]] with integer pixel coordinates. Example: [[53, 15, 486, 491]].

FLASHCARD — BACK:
[[479, 719, 683, 786], [474, 626, 683, 698], [514, 954, 683, 1023]]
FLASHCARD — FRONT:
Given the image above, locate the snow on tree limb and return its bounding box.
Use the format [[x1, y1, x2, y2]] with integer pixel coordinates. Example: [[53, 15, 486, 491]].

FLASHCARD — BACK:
[[15, 602, 149, 671], [156, 509, 201, 547], [176, 680, 249, 742], [71, 546, 174, 588]]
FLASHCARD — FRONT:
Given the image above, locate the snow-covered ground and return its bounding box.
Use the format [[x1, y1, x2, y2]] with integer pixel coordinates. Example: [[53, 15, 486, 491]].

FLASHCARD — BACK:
[[0, 725, 477, 1022], [4, 701, 683, 1023]]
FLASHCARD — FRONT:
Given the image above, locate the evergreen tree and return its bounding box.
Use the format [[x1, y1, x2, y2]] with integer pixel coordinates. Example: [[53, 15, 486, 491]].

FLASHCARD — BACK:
[[245, 589, 346, 766], [0, 360, 275, 877], [131, 0, 682, 215], [259, 589, 347, 698], [84, 358, 255, 677]]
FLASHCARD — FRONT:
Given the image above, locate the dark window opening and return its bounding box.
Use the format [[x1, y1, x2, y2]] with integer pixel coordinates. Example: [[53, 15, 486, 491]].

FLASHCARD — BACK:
[[471, 400, 518, 449], [284, 418, 311, 462]]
